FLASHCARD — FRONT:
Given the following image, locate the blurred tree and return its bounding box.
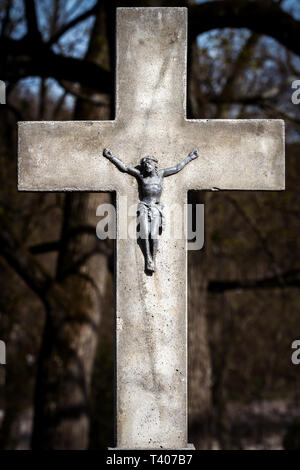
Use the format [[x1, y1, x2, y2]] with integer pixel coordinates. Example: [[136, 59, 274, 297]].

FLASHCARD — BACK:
[[30, 1, 114, 449]]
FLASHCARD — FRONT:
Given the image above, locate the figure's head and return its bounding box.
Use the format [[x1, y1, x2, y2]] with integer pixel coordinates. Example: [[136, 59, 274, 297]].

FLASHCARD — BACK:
[[140, 156, 158, 174]]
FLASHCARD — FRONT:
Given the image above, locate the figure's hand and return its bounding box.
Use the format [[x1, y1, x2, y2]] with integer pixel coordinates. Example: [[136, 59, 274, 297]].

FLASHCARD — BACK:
[[103, 148, 113, 159], [189, 149, 199, 160]]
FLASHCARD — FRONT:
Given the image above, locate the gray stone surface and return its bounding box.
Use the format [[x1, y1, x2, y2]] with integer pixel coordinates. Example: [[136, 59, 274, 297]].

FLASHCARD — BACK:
[[18, 8, 285, 449]]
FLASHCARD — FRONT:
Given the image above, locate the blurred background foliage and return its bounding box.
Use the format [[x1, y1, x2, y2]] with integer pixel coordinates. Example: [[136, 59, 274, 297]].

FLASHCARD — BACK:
[[0, 0, 300, 450]]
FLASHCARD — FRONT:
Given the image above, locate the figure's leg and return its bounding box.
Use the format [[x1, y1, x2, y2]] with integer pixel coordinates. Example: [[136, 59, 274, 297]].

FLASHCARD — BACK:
[[138, 212, 152, 271], [150, 214, 160, 270]]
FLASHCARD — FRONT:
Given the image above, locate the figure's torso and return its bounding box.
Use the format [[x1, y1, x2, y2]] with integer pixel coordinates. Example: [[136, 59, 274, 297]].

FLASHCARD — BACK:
[[139, 172, 163, 204]]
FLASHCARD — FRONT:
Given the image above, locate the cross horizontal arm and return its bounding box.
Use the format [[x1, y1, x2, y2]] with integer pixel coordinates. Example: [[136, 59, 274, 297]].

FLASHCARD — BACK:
[[18, 121, 127, 192], [180, 119, 285, 191]]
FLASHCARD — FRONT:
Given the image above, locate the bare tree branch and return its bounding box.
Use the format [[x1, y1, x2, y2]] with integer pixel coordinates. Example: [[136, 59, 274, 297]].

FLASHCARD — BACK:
[[30, 240, 60, 254], [3, 102, 25, 121], [48, 4, 97, 46], [57, 80, 110, 107], [1, 0, 11, 38], [211, 95, 300, 125], [208, 269, 300, 292], [189, 0, 300, 56], [52, 89, 67, 119], [0, 0, 299, 92], [225, 195, 284, 284], [0, 220, 52, 298], [29, 224, 111, 255], [0, 36, 112, 92], [216, 32, 260, 118], [24, 0, 41, 39]]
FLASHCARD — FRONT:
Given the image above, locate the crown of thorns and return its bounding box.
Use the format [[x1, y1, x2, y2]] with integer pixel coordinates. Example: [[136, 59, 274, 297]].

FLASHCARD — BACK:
[[140, 156, 158, 165]]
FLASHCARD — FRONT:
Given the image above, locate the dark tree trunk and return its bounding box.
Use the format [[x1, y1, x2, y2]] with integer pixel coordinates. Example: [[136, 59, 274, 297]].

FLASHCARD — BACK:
[[31, 2, 113, 449]]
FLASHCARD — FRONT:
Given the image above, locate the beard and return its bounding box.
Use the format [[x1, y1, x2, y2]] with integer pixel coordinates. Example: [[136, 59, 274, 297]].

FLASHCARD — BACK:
[[144, 167, 153, 174]]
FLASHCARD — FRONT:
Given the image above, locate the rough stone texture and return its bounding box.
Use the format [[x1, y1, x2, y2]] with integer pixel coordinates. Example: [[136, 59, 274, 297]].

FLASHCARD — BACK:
[[18, 8, 285, 449]]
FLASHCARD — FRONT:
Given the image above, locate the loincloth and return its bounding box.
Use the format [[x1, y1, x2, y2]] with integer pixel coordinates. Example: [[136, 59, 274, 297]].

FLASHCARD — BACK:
[[137, 201, 165, 233]]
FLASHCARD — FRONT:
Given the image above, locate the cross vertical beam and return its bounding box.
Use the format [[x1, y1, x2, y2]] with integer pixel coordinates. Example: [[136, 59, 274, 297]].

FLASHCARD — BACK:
[[114, 8, 191, 449]]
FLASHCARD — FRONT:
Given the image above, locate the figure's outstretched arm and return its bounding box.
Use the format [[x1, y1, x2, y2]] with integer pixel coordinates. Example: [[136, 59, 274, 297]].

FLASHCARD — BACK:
[[162, 149, 199, 177], [103, 148, 140, 177]]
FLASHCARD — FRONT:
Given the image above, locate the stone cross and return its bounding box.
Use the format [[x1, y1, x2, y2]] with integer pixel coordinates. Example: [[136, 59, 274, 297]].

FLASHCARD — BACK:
[[18, 8, 285, 449]]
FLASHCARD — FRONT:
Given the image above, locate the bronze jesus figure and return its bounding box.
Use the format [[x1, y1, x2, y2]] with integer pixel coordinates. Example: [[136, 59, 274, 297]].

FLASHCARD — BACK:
[[103, 148, 199, 273]]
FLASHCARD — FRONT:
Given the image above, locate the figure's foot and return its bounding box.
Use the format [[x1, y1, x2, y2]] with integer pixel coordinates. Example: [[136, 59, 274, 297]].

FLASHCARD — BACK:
[[146, 259, 155, 272]]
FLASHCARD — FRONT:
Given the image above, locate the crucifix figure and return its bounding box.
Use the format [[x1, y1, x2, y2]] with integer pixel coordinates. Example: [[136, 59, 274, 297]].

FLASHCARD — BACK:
[[103, 147, 199, 273], [18, 8, 284, 449]]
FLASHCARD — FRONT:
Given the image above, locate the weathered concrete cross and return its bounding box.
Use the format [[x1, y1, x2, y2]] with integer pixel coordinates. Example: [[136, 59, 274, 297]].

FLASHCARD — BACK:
[[18, 8, 284, 449]]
